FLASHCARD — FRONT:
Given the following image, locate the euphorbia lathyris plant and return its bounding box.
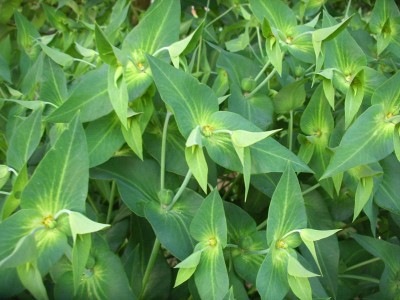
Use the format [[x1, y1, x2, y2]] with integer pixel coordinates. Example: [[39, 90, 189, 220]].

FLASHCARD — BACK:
[[0, 0, 400, 299]]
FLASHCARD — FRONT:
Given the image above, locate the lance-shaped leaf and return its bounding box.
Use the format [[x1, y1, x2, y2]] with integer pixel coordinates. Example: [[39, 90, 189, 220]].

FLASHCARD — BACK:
[[371, 71, 400, 113], [185, 146, 208, 193], [108, 65, 128, 128], [266, 164, 307, 245], [231, 129, 280, 147], [17, 262, 48, 300], [38, 42, 74, 67], [148, 55, 218, 138], [168, 21, 204, 68], [353, 176, 374, 221], [273, 79, 307, 114], [1, 166, 28, 219], [322, 105, 394, 178], [0, 165, 10, 190], [68, 211, 110, 242], [72, 234, 91, 295], [344, 69, 365, 128], [174, 249, 203, 287], [122, 116, 144, 160], [7, 107, 43, 171], [14, 11, 40, 58], [21, 115, 89, 215], [288, 275, 312, 300], [299, 229, 340, 273], [287, 255, 319, 278], [39, 57, 67, 106], [256, 247, 289, 300], [190, 189, 227, 247], [0, 231, 37, 269], [95, 23, 117, 66], [47, 66, 113, 123]]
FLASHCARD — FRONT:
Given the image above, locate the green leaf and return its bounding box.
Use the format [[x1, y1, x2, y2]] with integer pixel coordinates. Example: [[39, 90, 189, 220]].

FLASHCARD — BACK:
[[287, 255, 319, 277], [231, 129, 280, 147], [47, 66, 113, 123], [322, 105, 394, 178], [148, 55, 218, 137], [344, 69, 365, 128], [95, 23, 117, 66], [122, 116, 143, 160], [194, 246, 229, 300], [176, 249, 203, 269], [374, 154, 400, 214], [107, 65, 128, 128], [267, 164, 307, 245], [105, 0, 130, 40], [256, 247, 289, 300], [353, 176, 374, 221], [72, 234, 91, 294], [38, 42, 74, 67], [1, 166, 28, 219], [175, 267, 196, 288], [225, 26, 249, 52], [14, 11, 40, 59], [6, 108, 43, 171], [185, 146, 208, 193], [69, 211, 109, 242], [91, 157, 159, 216], [122, 0, 180, 55], [273, 79, 307, 114], [0, 232, 37, 269], [21, 115, 89, 215], [0, 165, 10, 190], [190, 189, 227, 247], [86, 113, 125, 168], [145, 189, 202, 260], [17, 262, 49, 300], [39, 57, 67, 106], [371, 71, 400, 113], [288, 275, 312, 300]]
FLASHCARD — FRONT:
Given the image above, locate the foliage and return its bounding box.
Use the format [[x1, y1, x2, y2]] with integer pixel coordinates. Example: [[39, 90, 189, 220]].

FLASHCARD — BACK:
[[1, 0, 400, 299]]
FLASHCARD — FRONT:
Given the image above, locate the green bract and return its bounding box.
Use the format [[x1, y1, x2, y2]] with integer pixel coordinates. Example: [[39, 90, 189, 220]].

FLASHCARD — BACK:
[[0, 1, 399, 299]]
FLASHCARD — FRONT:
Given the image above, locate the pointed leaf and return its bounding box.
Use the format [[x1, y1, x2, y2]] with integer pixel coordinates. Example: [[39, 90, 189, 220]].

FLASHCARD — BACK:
[[353, 176, 374, 221], [95, 23, 117, 66], [21, 115, 89, 215], [190, 189, 227, 247], [273, 80, 307, 114], [185, 146, 208, 193], [175, 249, 203, 269], [72, 234, 91, 294], [0, 232, 37, 269], [69, 211, 110, 242], [175, 267, 196, 287], [107, 66, 128, 128], [267, 164, 307, 245], [39, 42, 74, 67], [231, 129, 280, 147], [288, 275, 312, 300], [122, 117, 143, 160], [300, 229, 341, 242], [39, 57, 67, 106], [287, 255, 319, 277], [17, 263, 48, 300]]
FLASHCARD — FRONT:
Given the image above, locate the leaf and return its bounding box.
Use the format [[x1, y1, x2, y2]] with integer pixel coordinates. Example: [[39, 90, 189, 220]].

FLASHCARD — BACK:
[[39, 57, 68, 106], [256, 247, 289, 300], [86, 113, 125, 168], [266, 164, 307, 245], [353, 176, 374, 221], [175, 267, 196, 288], [72, 234, 91, 294], [105, 0, 130, 40], [69, 211, 109, 242], [122, 0, 180, 55], [287, 255, 320, 277], [1, 166, 28, 219], [107, 65, 128, 128], [175, 249, 203, 269], [371, 71, 400, 113], [185, 146, 208, 193], [288, 275, 312, 300], [344, 69, 365, 128], [231, 129, 280, 147], [90, 157, 159, 217], [225, 26, 249, 52], [38, 42, 74, 67], [122, 117, 143, 160], [145, 189, 202, 260], [47, 66, 113, 123], [6, 108, 43, 171], [273, 79, 307, 114], [21, 115, 89, 215], [194, 246, 229, 300], [148, 55, 218, 138], [95, 23, 117, 66], [190, 189, 227, 247], [0, 165, 10, 190], [322, 105, 394, 178], [17, 262, 49, 300], [14, 11, 40, 58], [0, 232, 37, 269]]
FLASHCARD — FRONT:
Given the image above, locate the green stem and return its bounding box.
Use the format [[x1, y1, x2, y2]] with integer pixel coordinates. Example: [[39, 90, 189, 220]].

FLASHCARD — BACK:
[[256, 26, 264, 59], [73, 58, 96, 68], [196, 38, 203, 73], [106, 181, 116, 224], [160, 112, 172, 190], [247, 248, 269, 255], [345, 257, 381, 272], [245, 68, 276, 98], [87, 195, 100, 215], [256, 218, 268, 231], [139, 238, 161, 299], [302, 183, 321, 196], [166, 170, 192, 210], [152, 46, 169, 57], [0, 191, 11, 195], [254, 60, 270, 81], [338, 274, 379, 284], [288, 110, 294, 151], [205, 5, 235, 28]]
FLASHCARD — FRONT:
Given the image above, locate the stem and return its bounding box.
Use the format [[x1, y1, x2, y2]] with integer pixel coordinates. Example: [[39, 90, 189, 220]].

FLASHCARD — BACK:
[[288, 110, 294, 151], [8, 167, 19, 177], [255, 60, 270, 81], [345, 257, 381, 272], [152, 46, 169, 57], [338, 274, 379, 284], [196, 38, 203, 73], [247, 248, 269, 255], [245, 68, 277, 98], [140, 238, 161, 299], [256, 218, 268, 231], [73, 58, 96, 68], [160, 112, 172, 190], [256, 26, 264, 59], [205, 5, 235, 28], [302, 183, 321, 196], [106, 181, 116, 224], [87, 195, 100, 215], [0, 191, 11, 195], [166, 170, 193, 210], [226, 243, 239, 248]]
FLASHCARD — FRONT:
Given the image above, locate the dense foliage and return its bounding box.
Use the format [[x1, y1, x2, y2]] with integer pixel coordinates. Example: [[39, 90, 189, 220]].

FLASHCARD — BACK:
[[1, 0, 400, 299]]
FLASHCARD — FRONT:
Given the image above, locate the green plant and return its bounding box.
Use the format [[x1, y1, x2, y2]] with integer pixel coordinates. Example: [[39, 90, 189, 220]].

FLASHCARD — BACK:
[[1, 0, 400, 299]]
